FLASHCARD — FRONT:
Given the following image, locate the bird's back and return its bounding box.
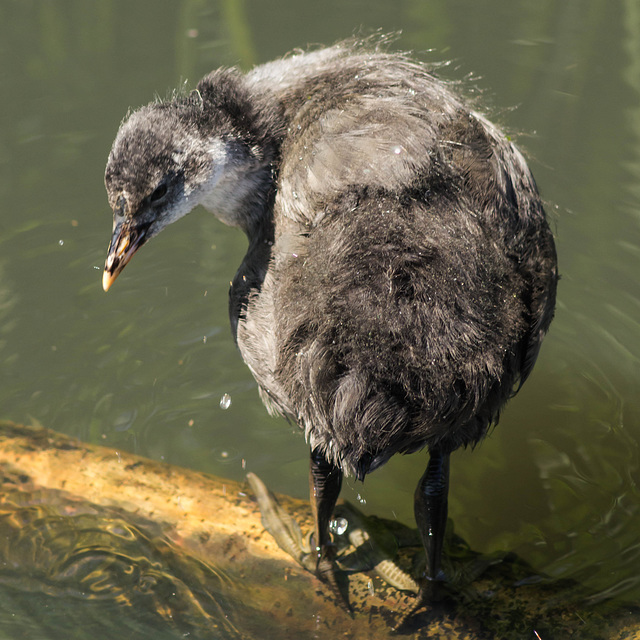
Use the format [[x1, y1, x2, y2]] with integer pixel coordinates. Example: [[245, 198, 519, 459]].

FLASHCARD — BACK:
[[233, 45, 557, 478]]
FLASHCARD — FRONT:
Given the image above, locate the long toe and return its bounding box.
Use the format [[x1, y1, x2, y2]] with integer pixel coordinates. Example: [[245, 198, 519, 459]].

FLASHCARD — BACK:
[[247, 472, 314, 567], [314, 549, 352, 613]]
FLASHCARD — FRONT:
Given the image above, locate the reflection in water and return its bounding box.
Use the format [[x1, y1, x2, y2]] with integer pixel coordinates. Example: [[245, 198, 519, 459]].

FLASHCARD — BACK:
[[0, 469, 241, 640]]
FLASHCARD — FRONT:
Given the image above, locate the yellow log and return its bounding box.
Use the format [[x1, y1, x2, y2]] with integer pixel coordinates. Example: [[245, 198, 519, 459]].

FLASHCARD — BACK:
[[0, 421, 635, 639]]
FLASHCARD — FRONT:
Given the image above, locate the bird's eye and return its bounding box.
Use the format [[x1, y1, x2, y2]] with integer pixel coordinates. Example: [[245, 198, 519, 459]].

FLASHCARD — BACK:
[[114, 194, 127, 217], [150, 183, 168, 203]]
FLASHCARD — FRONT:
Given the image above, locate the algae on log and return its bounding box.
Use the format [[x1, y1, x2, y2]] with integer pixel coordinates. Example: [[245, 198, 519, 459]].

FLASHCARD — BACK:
[[0, 421, 636, 639]]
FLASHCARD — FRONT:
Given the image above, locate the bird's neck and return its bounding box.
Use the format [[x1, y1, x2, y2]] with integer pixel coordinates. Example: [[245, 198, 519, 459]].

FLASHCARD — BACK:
[[197, 138, 276, 236], [195, 69, 284, 237]]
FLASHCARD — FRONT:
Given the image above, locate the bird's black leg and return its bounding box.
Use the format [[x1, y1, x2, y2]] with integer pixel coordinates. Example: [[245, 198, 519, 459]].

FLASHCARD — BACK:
[[309, 447, 346, 602], [395, 448, 451, 629], [412, 448, 451, 608]]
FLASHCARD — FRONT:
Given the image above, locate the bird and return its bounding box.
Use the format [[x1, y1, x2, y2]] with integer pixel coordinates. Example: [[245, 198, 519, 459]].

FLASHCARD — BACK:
[[101, 38, 557, 619]]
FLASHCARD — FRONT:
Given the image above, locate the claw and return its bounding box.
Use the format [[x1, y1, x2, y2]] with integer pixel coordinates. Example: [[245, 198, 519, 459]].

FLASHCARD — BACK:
[[314, 545, 352, 613]]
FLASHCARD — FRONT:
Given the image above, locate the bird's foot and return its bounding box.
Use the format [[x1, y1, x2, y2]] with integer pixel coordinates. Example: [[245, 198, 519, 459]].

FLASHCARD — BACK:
[[247, 473, 424, 615], [332, 503, 419, 593], [246, 472, 351, 611], [312, 541, 352, 613], [393, 572, 447, 632]]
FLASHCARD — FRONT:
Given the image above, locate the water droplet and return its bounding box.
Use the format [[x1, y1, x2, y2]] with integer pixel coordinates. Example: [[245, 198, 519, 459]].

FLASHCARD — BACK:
[[212, 447, 239, 463], [356, 493, 367, 505], [58, 239, 64, 246], [220, 393, 232, 410], [392, 145, 403, 155], [367, 579, 374, 596], [329, 517, 348, 536]]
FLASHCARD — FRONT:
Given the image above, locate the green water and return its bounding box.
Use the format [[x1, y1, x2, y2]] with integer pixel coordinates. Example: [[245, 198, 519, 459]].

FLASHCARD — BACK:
[[1, 0, 639, 636]]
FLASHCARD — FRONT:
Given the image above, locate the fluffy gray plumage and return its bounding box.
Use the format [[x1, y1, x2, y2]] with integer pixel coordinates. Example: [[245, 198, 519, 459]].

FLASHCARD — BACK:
[[104, 40, 557, 481]]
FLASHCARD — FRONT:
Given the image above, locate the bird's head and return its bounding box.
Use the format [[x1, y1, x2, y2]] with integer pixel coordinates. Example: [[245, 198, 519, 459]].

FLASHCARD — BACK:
[[102, 70, 279, 292], [102, 101, 219, 291]]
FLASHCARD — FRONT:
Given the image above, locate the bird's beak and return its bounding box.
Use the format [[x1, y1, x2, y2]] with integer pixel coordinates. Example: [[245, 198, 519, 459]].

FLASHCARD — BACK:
[[102, 218, 149, 292]]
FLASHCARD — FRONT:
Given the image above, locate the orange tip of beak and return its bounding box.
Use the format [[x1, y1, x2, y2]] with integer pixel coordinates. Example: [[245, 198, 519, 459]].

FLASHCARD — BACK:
[[102, 268, 118, 292]]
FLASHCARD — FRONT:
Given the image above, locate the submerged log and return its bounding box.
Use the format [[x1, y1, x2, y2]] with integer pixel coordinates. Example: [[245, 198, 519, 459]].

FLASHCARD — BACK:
[[0, 420, 636, 639]]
